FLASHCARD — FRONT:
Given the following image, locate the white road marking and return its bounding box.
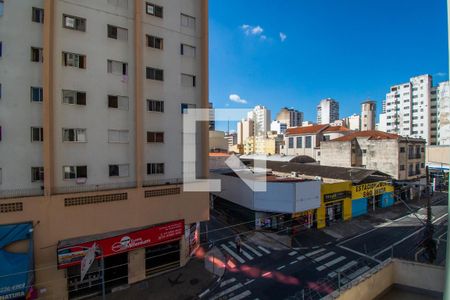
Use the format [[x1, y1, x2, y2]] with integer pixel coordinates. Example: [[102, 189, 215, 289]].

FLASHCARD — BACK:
[[288, 251, 298, 256], [290, 260, 298, 265], [328, 260, 358, 278], [277, 265, 286, 270], [296, 256, 306, 261], [228, 290, 252, 300], [244, 279, 254, 286], [315, 252, 335, 262], [316, 256, 346, 271], [210, 283, 243, 300], [258, 246, 271, 254], [221, 244, 245, 264], [220, 278, 237, 288], [305, 248, 326, 257], [229, 241, 254, 260], [338, 245, 380, 262], [241, 242, 263, 257], [341, 266, 371, 285]]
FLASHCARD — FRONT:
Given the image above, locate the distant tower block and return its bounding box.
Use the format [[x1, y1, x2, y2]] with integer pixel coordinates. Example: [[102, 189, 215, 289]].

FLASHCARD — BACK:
[[361, 100, 376, 131]]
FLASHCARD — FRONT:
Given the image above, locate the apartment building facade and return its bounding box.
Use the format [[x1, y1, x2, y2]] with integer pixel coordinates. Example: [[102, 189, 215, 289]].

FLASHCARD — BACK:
[[361, 100, 376, 131], [247, 105, 271, 136], [275, 107, 304, 128], [0, 0, 209, 299], [435, 81, 450, 145], [317, 98, 339, 124]]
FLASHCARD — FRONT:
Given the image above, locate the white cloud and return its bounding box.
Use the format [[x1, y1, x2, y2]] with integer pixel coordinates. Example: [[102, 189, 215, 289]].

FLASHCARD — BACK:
[[241, 24, 264, 36], [435, 72, 447, 77], [279, 32, 287, 42], [229, 94, 248, 104]]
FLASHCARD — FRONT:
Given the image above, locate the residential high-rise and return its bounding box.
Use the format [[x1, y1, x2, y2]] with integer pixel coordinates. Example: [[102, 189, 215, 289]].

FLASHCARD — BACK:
[[317, 98, 339, 124], [270, 120, 287, 134], [237, 118, 254, 145], [275, 107, 304, 128], [435, 81, 450, 145], [361, 100, 376, 131], [209, 102, 215, 131], [343, 114, 361, 131], [0, 1, 208, 298], [247, 105, 271, 136]]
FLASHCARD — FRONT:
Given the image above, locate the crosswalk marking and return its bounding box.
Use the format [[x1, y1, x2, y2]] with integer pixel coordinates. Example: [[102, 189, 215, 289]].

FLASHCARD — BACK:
[[220, 278, 237, 288], [328, 261, 358, 278], [228, 290, 252, 300], [241, 242, 263, 257], [210, 283, 243, 300], [221, 244, 245, 264], [341, 266, 371, 285], [258, 246, 271, 254], [290, 260, 298, 265], [316, 256, 346, 271], [277, 265, 286, 270], [228, 242, 254, 260], [244, 279, 254, 285], [296, 255, 306, 261], [288, 251, 298, 256], [305, 248, 326, 257], [315, 252, 335, 262]]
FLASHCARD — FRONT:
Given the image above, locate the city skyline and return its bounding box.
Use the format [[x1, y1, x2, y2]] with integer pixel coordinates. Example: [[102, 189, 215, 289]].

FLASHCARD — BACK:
[[210, 0, 449, 131]]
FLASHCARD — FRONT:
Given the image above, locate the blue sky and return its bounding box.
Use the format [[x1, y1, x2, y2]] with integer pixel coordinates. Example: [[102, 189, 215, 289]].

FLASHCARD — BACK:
[[209, 0, 449, 131]]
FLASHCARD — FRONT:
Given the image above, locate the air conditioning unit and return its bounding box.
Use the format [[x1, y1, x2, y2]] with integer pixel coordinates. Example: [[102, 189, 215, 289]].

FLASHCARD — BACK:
[[291, 171, 298, 177]]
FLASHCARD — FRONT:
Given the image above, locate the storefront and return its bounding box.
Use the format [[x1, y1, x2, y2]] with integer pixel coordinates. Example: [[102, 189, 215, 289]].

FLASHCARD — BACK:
[[317, 182, 352, 229], [57, 220, 185, 299], [291, 210, 314, 234], [352, 181, 394, 218]]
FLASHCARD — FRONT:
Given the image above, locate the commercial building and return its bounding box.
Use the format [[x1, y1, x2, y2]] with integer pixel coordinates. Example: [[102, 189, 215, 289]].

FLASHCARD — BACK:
[[320, 131, 426, 181], [247, 105, 271, 136], [361, 100, 376, 131], [282, 124, 350, 162], [317, 98, 339, 124], [343, 114, 361, 131], [275, 107, 304, 128], [209, 131, 228, 152], [0, 1, 209, 299]]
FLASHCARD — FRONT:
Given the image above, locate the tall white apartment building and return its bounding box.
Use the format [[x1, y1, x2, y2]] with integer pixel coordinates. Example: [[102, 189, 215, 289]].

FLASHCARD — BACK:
[[317, 98, 339, 124], [380, 74, 449, 145], [275, 107, 304, 128], [0, 1, 209, 298], [343, 114, 361, 131], [247, 105, 271, 136], [237, 118, 254, 145], [435, 81, 450, 145]]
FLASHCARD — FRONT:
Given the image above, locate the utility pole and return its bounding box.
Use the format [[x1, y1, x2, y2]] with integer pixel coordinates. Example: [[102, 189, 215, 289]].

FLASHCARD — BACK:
[[421, 166, 436, 263]]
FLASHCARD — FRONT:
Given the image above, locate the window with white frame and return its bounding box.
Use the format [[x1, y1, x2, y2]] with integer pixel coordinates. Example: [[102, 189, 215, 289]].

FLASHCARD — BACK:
[[63, 14, 86, 31], [147, 99, 164, 112], [62, 128, 86, 142], [62, 52, 86, 69], [147, 163, 164, 175], [32, 7, 44, 23], [181, 14, 195, 29], [109, 164, 129, 177], [31, 87, 43, 102], [181, 73, 196, 87], [108, 95, 129, 110], [63, 165, 87, 179], [107, 60, 128, 75], [62, 90, 86, 105], [146, 3, 163, 18], [108, 129, 129, 143], [31, 47, 43, 62], [31, 127, 44, 142], [180, 44, 196, 57], [31, 167, 44, 182], [107, 24, 128, 41]]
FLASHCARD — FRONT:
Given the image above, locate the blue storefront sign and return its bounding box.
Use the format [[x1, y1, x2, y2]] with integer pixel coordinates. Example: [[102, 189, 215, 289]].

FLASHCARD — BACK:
[[0, 222, 34, 300]]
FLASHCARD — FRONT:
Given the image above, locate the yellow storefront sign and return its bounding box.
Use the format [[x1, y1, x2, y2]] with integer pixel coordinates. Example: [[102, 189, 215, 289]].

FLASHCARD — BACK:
[[317, 181, 352, 229], [352, 181, 394, 199]]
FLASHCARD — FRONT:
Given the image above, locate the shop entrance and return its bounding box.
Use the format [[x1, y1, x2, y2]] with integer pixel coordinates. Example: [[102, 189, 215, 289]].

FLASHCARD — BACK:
[[104, 252, 128, 291], [367, 194, 382, 210], [325, 201, 343, 226], [145, 240, 180, 277]]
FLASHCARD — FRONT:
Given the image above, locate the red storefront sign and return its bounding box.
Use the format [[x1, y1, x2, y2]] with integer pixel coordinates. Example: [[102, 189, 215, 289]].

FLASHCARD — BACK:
[[57, 220, 184, 269]]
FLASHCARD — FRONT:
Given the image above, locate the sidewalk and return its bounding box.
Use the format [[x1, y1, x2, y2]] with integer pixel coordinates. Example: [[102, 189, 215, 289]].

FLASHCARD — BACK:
[[92, 256, 217, 300]]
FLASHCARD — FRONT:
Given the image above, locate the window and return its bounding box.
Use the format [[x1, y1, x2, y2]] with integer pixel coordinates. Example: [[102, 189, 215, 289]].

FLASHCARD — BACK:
[[147, 131, 164, 143], [63, 14, 86, 31], [146, 3, 163, 18], [107, 60, 128, 75], [288, 137, 294, 149], [107, 25, 128, 40], [181, 103, 196, 114], [109, 164, 129, 177], [0, 41, 2, 58], [147, 99, 164, 112], [107, 0, 128, 9], [400, 147, 405, 153], [62, 128, 86, 142], [181, 44, 196, 57], [0, 83, 2, 99], [62, 90, 86, 105], [31, 127, 44, 142], [0, 168, 2, 185], [146, 67, 164, 81], [31, 87, 43, 102], [31, 47, 43, 62], [181, 74, 196, 87], [108, 129, 129, 143], [400, 165, 405, 171], [147, 163, 164, 175], [147, 35, 163, 49], [362, 149, 367, 154], [108, 95, 129, 110], [421, 163, 425, 168], [63, 166, 87, 179], [63, 52, 86, 69], [181, 14, 195, 29], [305, 136, 312, 148], [31, 167, 44, 182], [296, 137, 302, 148], [0, 0, 3, 16], [32, 7, 44, 23]]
